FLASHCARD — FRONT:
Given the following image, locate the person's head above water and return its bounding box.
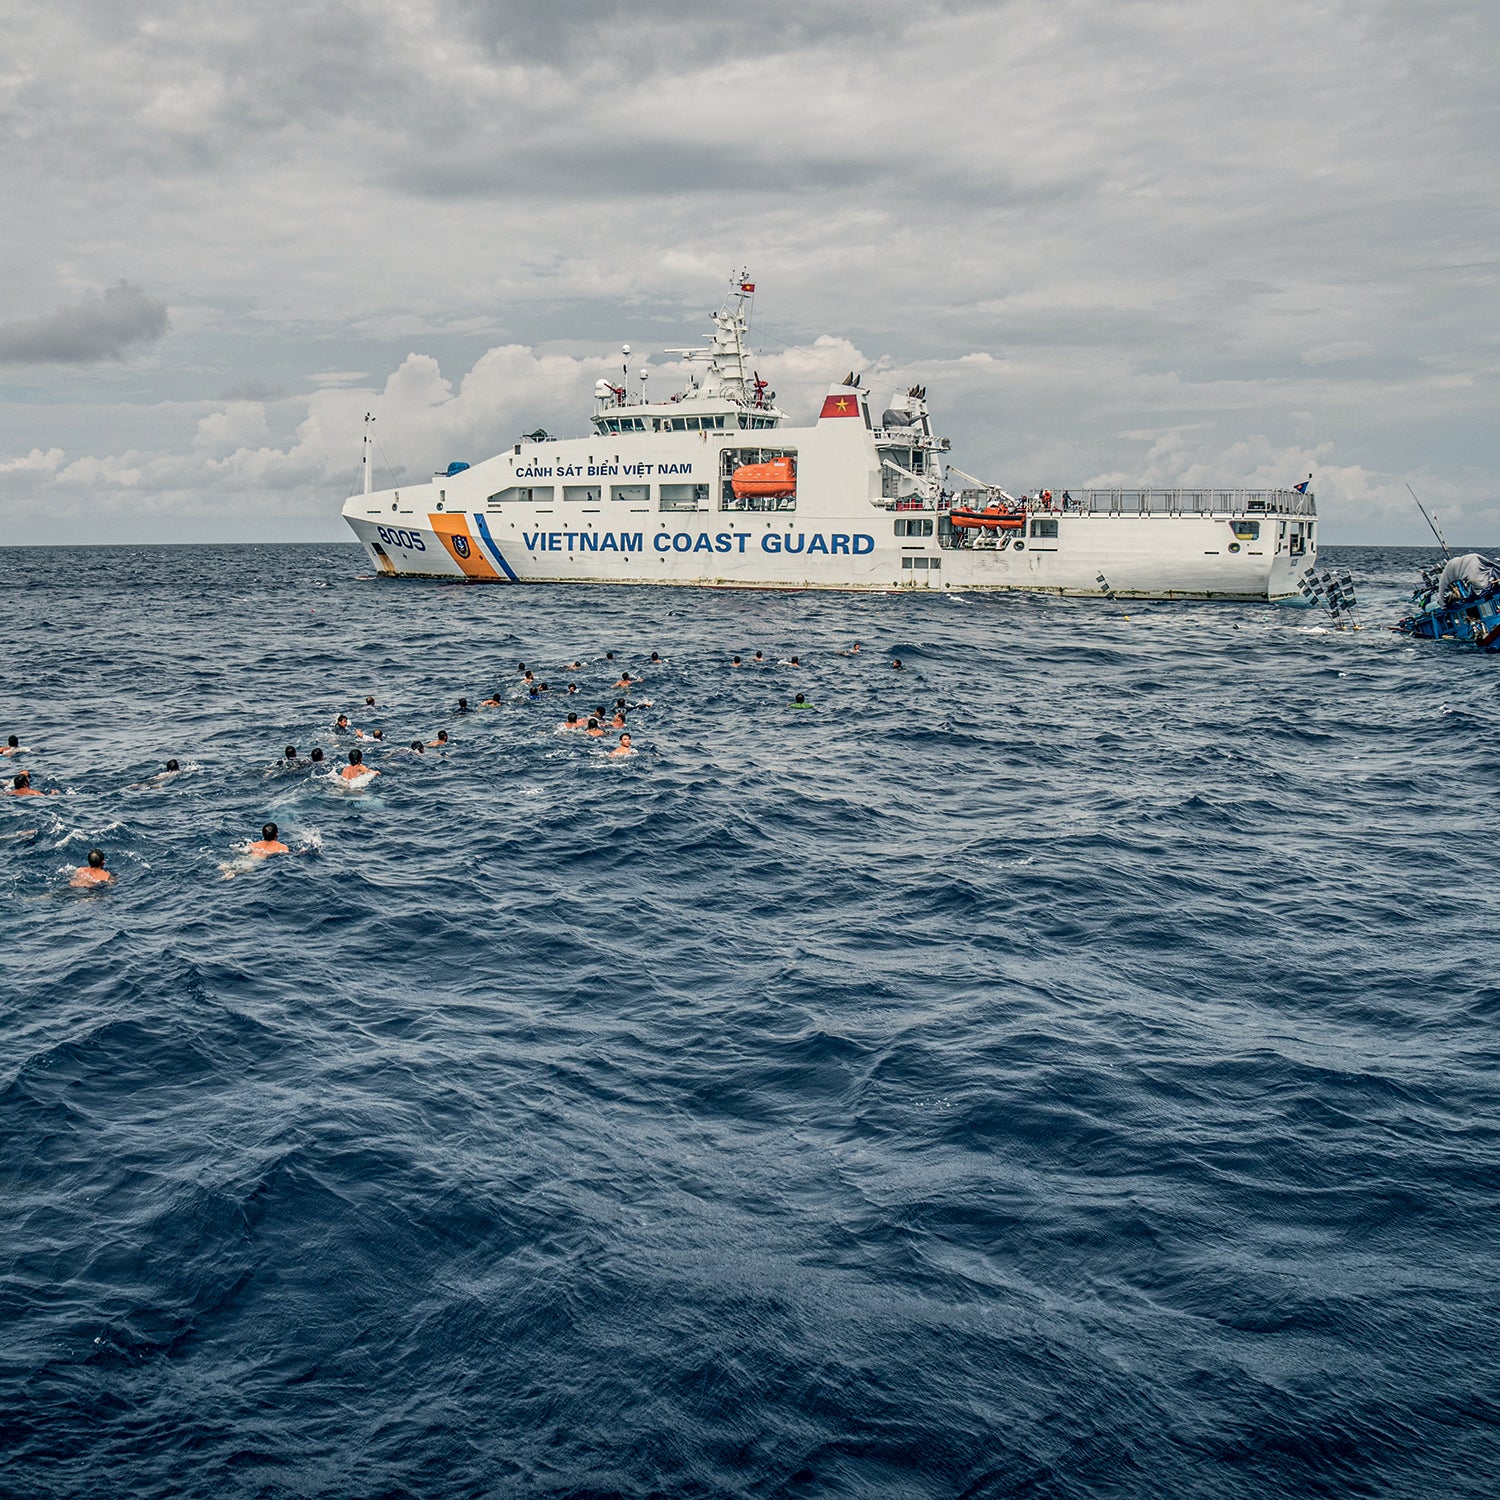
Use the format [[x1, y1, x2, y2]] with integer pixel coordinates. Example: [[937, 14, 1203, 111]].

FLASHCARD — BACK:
[[371, 728, 383, 740], [263, 822, 278, 841], [87, 848, 105, 869], [14, 772, 29, 788], [606, 651, 615, 660], [285, 745, 297, 760], [434, 730, 448, 743], [732, 655, 741, 666], [166, 759, 180, 771], [795, 693, 806, 704], [310, 748, 324, 762], [348, 748, 363, 765], [754, 651, 764, 661], [650, 652, 661, 663], [335, 714, 349, 727], [365, 696, 375, 706], [457, 697, 469, 711], [891, 658, 903, 669], [566, 712, 578, 724], [5, 735, 17, 748], [410, 740, 424, 751]]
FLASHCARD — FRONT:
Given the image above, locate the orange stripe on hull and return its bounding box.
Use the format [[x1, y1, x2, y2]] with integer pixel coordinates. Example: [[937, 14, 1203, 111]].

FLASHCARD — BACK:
[[428, 513, 499, 579]]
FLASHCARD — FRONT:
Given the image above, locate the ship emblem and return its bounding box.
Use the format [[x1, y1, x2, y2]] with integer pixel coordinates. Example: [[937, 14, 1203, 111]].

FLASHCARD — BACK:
[[453, 534, 471, 559]]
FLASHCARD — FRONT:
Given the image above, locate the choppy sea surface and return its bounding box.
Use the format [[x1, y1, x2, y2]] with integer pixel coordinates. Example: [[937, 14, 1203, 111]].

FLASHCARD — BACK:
[[2, 543, 1497, 1500]]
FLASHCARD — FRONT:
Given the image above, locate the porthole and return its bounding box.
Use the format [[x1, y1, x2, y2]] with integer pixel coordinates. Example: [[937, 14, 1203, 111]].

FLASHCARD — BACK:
[[1013, 540, 1025, 551], [1228, 542, 1241, 553]]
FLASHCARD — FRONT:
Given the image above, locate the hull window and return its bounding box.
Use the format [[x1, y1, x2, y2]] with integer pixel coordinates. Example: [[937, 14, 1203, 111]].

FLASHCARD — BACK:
[[895, 518, 934, 537], [564, 485, 602, 503], [1029, 517, 1058, 539], [660, 483, 711, 512], [611, 484, 650, 504], [488, 485, 555, 504]]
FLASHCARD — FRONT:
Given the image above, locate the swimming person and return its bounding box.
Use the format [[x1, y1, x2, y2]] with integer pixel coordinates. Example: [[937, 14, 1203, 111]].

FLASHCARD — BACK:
[[649, 652, 662, 665], [732, 656, 742, 667], [248, 823, 290, 857], [787, 656, 801, 667], [342, 748, 379, 782], [615, 672, 634, 688], [610, 711, 626, 729], [164, 759, 180, 773], [2, 735, 19, 756], [281, 745, 307, 767], [754, 651, 764, 663], [456, 697, 470, 713], [355, 727, 384, 741], [566, 683, 578, 695], [310, 748, 325, 764], [71, 849, 114, 888], [841, 642, 862, 656], [610, 732, 634, 757], [365, 695, 376, 707], [562, 712, 581, 730], [8, 773, 46, 797], [891, 658, 904, 670], [481, 690, 503, 707], [409, 740, 425, 753], [791, 693, 812, 709], [584, 717, 604, 737], [334, 714, 351, 733], [427, 730, 450, 747]]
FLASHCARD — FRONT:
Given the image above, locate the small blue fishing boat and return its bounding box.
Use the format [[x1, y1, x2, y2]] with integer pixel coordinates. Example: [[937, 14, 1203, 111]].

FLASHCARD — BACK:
[[1395, 553, 1500, 649]]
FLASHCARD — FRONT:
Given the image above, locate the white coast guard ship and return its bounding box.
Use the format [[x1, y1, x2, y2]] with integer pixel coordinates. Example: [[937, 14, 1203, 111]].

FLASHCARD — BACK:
[[343, 276, 1317, 599]]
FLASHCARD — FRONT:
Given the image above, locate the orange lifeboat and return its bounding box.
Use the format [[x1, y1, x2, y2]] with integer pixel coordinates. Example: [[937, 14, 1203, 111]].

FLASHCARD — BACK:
[[949, 506, 1025, 531], [731, 456, 796, 499]]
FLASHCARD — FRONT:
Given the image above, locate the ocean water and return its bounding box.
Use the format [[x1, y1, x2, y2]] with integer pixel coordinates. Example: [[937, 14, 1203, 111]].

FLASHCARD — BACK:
[[2, 543, 1497, 1500]]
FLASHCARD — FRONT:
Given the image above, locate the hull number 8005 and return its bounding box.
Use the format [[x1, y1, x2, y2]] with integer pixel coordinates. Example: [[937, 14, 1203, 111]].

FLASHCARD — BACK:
[[376, 525, 426, 552]]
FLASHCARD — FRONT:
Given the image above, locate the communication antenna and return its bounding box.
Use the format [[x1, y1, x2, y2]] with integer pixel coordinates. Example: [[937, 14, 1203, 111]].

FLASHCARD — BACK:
[[362, 412, 375, 496], [1407, 483, 1450, 559], [621, 345, 631, 399]]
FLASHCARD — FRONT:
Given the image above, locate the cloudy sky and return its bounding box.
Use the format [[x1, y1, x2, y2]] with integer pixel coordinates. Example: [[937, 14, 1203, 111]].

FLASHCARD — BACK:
[[3, 0, 1497, 544]]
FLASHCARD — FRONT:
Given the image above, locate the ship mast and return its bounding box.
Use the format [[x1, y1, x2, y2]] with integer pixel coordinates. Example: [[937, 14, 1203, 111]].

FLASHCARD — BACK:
[[664, 270, 757, 405], [362, 412, 375, 496]]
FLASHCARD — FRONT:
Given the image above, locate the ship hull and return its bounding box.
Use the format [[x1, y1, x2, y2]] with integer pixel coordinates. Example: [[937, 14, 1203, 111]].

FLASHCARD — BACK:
[[345, 508, 1313, 601]]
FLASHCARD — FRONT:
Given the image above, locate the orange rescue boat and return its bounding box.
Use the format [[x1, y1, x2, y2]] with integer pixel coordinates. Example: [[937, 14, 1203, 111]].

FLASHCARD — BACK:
[[949, 506, 1025, 531], [731, 456, 797, 499]]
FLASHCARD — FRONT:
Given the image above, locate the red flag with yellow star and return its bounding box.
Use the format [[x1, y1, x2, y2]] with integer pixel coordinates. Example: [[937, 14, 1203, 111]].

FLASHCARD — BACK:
[[819, 392, 860, 418]]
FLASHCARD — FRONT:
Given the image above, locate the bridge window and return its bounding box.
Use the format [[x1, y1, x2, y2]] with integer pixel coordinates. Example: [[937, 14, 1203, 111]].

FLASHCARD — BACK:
[[612, 484, 650, 505], [894, 519, 933, 537], [564, 485, 601, 503]]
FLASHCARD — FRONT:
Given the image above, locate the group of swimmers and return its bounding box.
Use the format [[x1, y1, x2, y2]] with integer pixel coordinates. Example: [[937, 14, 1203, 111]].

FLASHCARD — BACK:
[[7, 641, 899, 888]]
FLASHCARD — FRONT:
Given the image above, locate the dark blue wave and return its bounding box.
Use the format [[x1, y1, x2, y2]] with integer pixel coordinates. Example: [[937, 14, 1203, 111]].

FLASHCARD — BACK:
[[1, 543, 1497, 1498]]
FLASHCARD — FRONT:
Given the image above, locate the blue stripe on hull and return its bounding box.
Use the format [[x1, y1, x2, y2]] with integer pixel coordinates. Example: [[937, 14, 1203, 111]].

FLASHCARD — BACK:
[[472, 514, 519, 582]]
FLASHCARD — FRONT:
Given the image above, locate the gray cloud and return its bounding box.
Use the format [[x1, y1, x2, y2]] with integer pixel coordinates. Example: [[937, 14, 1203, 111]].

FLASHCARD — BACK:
[[0, 281, 169, 364], [2, 0, 1499, 542], [218, 379, 285, 402]]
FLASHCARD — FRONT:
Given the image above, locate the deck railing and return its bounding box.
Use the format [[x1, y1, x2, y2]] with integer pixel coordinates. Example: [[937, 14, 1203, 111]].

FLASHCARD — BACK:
[[934, 487, 1317, 517]]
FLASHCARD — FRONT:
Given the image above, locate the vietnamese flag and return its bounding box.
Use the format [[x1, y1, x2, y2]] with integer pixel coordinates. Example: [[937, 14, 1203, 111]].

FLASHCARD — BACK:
[[820, 392, 860, 418]]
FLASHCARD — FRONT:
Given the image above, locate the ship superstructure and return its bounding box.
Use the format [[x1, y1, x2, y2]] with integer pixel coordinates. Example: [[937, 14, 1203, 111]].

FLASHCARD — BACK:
[[343, 276, 1317, 599]]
